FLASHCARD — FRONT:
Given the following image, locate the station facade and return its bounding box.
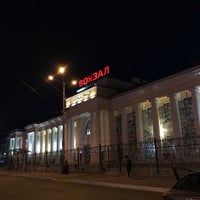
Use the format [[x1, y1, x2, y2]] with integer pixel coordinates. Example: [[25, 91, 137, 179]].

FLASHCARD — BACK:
[[8, 65, 200, 168]]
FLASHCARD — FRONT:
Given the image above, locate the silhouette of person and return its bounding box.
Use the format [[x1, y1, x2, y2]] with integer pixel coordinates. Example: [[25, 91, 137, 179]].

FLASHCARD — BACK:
[[125, 155, 132, 178]]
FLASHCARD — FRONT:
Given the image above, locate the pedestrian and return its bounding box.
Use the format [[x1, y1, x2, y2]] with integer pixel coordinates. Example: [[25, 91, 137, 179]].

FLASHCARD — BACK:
[[74, 159, 78, 172], [125, 155, 132, 178], [63, 160, 69, 174]]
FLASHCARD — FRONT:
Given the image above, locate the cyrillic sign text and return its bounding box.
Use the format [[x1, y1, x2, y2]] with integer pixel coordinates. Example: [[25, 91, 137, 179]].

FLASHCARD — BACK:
[[79, 66, 110, 88]]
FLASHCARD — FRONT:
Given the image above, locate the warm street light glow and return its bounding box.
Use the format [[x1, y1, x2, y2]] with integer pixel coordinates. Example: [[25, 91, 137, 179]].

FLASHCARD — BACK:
[[58, 66, 66, 74], [71, 80, 77, 85], [48, 75, 54, 80], [48, 75, 77, 86]]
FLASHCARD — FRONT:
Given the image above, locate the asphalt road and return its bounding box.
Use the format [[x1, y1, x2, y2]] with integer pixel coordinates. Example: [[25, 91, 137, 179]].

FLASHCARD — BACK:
[[0, 175, 163, 200]]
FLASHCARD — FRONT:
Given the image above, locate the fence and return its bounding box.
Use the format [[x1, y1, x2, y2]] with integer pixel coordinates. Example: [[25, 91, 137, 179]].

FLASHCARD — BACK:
[[2, 136, 200, 177]]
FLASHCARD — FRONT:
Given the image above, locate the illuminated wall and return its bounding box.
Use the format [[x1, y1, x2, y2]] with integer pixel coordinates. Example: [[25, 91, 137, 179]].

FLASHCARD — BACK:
[[36, 132, 40, 153], [126, 106, 137, 145], [140, 100, 153, 141], [9, 138, 15, 155], [177, 90, 195, 138], [52, 127, 58, 152], [27, 132, 34, 153], [157, 96, 173, 139], [8, 66, 200, 161], [58, 125, 63, 150], [47, 129, 52, 152], [66, 86, 97, 108], [41, 130, 46, 153]]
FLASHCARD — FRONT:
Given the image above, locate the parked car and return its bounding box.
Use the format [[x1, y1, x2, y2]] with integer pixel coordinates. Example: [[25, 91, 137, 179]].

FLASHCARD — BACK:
[[161, 170, 200, 200]]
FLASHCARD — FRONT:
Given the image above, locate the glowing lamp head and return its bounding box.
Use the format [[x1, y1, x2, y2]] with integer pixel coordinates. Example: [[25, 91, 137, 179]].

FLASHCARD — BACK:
[[58, 66, 66, 74], [71, 80, 77, 85], [48, 75, 54, 80]]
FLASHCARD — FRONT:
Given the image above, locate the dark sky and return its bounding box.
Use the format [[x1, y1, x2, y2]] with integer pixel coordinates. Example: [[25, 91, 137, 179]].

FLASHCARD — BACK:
[[0, 1, 200, 133]]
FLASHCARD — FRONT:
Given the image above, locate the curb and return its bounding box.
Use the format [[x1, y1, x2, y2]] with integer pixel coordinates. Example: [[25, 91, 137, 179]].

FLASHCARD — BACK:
[[0, 172, 170, 193]]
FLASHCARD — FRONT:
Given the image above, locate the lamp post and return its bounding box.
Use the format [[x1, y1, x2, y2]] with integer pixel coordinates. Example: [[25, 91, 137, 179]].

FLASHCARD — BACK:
[[48, 66, 77, 173], [58, 67, 66, 159]]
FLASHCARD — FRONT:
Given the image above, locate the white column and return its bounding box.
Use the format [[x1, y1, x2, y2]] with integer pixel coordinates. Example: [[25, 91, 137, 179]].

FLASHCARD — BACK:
[[150, 98, 160, 140], [14, 135, 17, 150], [169, 93, 182, 138], [100, 111, 105, 145], [71, 119, 76, 149], [56, 127, 59, 152], [51, 128, 54, 152], [101, 110, 110, 146], [90, 110, 101, 147], [120, 107, 129, 144], [41, 131, 44, 153], [191, 87, 200, 136], [45, 130, 48, 152], [35, 132, 39, 153], [96, 110, 101, 146], [134, 103, 143, 161], [63, 115, 66, 152], [53, 127, 57, 152], [66, 118, 72, 150], [72, 117, 80, 149], [33, 131, 36, 153], [39, 131, 42, 154], [134, 103, 143, 143], [90, 112, 94, 146], [109, 110, 116, 145], [76, 118, 81, 148], [58, 126, 61, 151]]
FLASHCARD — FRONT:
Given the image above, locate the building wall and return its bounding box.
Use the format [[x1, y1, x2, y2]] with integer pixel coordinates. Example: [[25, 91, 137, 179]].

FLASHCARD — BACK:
[[8, 65, 200, 158]]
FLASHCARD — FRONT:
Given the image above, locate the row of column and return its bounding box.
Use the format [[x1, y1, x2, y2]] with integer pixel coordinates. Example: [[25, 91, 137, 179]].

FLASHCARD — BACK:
[[65, 110, 111, 150], [120, 86, 200, 144], [26, 86, 200, 154], [29, 125, 63, 154]]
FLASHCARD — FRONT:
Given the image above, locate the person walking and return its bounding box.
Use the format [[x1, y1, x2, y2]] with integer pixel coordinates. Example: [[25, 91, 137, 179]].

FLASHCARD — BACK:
[[63, 160, 69, 174], [125, 155, 132, 178]]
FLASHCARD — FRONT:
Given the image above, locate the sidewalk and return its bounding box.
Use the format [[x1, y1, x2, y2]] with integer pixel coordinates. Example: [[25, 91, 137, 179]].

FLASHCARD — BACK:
[[0, 171, 176, 193]]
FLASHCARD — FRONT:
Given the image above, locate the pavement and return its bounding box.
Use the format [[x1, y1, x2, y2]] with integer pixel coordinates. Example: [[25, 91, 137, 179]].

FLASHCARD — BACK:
[[0, 171, 176, 193]]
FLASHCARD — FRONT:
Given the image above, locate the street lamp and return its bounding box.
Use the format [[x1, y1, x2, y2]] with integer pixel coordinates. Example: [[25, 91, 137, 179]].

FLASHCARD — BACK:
[[48, 66, 66, 112], [48, 66, 77, 173]]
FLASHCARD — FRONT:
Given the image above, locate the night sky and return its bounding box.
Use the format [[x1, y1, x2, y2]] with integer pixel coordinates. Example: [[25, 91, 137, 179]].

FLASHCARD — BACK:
[[0, 1, 200, 134]]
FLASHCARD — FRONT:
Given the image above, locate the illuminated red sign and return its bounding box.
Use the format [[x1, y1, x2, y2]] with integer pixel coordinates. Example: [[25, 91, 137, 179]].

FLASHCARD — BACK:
[[79, 66, 110, 88]]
